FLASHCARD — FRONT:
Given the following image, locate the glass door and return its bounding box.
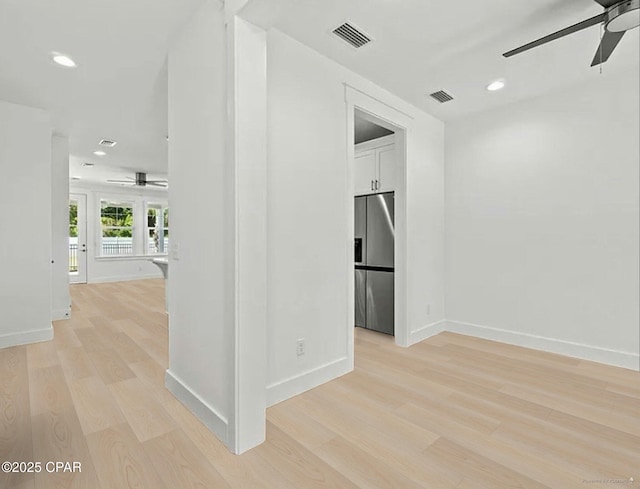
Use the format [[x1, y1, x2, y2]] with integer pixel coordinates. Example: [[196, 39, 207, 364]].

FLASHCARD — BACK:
[[69, 194, 87, 284]]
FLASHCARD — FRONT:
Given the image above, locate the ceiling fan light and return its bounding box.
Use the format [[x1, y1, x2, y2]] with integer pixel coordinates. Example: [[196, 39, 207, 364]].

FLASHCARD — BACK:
[[606, 0, 640, 32]]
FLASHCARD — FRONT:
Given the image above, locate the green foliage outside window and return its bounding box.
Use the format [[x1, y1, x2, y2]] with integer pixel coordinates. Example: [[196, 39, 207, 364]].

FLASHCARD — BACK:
[[101, 204, 134, 237], [146, 205, 169, 253], [69, 202, 78, 238]]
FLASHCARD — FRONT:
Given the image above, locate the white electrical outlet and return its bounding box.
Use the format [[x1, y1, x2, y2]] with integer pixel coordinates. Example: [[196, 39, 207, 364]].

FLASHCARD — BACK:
[[296, 339, 305, 356]]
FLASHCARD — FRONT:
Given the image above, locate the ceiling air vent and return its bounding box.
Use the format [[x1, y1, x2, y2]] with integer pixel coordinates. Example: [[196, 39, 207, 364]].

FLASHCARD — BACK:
[[99, 139, 118, 147], [332, 22, 372, 49], [429, 90, 454, 103]]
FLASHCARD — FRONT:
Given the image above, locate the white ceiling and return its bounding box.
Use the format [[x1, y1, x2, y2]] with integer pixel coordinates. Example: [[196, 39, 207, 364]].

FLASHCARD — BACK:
[[0, 0, 205, 186], [0, 0, 637, 186], [271, 0, 639, 120]]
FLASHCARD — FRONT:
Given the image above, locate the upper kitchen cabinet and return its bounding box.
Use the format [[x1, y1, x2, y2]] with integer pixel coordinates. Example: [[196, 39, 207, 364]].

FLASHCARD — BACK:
[[354, 135, 395, 195]]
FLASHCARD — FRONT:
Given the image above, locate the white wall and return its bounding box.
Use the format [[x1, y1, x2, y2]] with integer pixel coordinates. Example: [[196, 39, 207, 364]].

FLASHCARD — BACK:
[[445, 68, 640, 370], [405, 111, 446, 342], [69, 182, 166, 283], [266, 29, 445, 405], [52, 136, 71, 320], [166, 0, 233, 448], [0, 100, 53, 348]]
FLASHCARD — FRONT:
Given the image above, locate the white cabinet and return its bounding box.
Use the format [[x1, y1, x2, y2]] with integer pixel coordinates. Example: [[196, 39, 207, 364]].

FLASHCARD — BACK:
[[376, 144, 395, 193], [354, 150, 377, 195], [354, 136, 395, 195]]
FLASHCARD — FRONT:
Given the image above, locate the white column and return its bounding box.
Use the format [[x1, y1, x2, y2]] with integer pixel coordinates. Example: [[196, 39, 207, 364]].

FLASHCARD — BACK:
[[51, 135, 71, 320], [166, 0, 268, 455], [226, 14, 268, 454], [0, 101, 53, 348]]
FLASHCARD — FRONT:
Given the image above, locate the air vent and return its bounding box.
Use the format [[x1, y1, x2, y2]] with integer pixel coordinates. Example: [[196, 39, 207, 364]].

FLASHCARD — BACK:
[[332, 22, 372, 48], [99, 139, 118, 147], [429, 90, 454, 103]]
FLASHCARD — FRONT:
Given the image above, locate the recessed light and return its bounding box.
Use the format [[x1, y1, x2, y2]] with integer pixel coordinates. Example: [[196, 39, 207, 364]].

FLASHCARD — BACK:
[[52, 53, 77, 68], [93, 150, 107, 156], [71, 176, 81, 180], [487, 79, 506, 91], [81, 162, 94, 167]]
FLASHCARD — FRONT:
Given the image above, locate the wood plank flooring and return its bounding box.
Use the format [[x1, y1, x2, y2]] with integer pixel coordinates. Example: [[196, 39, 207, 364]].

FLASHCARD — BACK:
[[1, 279, 638, 488]]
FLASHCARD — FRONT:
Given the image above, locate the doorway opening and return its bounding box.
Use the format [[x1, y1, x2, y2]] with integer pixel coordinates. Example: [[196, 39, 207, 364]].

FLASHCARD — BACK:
[[354, 110, 396, 336], [346, 87, 411, 365]]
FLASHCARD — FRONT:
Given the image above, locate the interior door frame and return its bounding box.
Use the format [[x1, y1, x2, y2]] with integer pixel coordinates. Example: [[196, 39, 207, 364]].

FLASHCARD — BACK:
[[345, 85, 412, 369], [69, 193, 88, 284]]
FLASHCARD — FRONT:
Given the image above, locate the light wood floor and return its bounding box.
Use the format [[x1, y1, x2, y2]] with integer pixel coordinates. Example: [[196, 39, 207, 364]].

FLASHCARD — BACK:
[[1, 280, 638, 488]]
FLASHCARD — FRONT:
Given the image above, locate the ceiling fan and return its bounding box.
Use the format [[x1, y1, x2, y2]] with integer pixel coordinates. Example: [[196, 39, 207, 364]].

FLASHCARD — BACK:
[[107, 172, 168, 188], [503, 0, 640, 66]]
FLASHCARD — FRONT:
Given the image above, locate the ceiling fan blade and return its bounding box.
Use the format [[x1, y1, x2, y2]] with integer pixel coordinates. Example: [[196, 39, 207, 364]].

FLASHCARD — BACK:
[[146, 182, 168, 187], [145, 180, 168, 184], [107, 180, 134, 184], [592, 0, 620, 8], [503, 13, 605, 57], [591, 30, 625, 66]]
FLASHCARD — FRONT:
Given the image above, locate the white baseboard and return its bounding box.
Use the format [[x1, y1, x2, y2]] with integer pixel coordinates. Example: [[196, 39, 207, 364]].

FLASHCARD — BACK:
[[446, 320, 639, 371], [267, 356, 351, 407], [0, 325, 54, 349], [89, 273, 162, 284], [52, 308, 71, 321], [408, 319, 447, 346], [165, 369, 230, 445]]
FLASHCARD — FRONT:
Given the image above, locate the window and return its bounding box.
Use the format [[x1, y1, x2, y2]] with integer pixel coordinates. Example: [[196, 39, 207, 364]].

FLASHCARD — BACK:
[[163, 207, 169, 252], [100, 200, 134, 255], [146, 203, 169, 254], [69, 200, 78, 272]]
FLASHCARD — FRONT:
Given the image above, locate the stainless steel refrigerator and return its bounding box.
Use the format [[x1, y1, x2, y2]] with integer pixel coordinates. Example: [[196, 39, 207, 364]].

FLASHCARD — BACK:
[[354, 192, 394, 335]]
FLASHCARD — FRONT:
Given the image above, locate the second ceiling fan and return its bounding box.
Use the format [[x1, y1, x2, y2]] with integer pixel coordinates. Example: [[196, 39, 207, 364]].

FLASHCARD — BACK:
[[107, 172, 168, 188], [503, 0, 639, 66]]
